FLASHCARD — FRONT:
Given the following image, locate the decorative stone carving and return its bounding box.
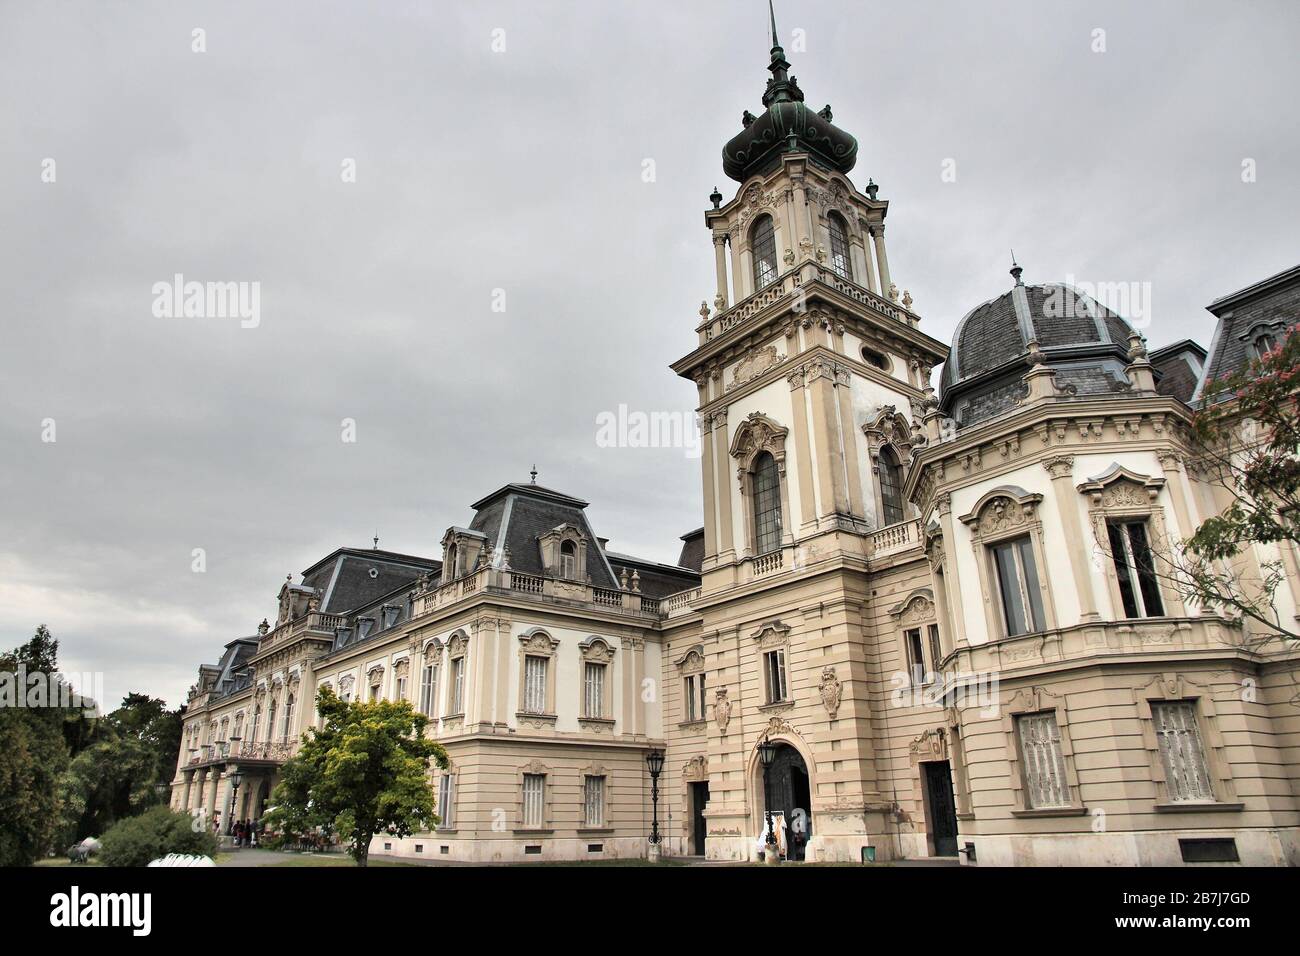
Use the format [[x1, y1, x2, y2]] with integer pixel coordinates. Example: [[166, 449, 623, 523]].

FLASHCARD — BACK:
[[684, 755, 709, 781], [727, 344, 786, 391], [714, 687, 731, 735], [909, 728, 947, 762], [751, 620, 791, 650], [818, 666, 842, 718]]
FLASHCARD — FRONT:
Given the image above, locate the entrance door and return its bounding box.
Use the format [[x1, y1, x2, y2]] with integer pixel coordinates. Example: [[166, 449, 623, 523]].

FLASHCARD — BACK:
[[924, 761, 959, 857], [689, 781, 710, 856], [766, 744, 812, 861]]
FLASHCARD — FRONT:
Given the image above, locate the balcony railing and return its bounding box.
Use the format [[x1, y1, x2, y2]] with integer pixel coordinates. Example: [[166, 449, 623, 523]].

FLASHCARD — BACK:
[[867, 519, 921, 560]]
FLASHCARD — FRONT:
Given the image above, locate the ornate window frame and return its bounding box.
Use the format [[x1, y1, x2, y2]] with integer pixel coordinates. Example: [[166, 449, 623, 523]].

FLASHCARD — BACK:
[[578, 761, 613, 833], [1134, 674, 1239, 811], [578, 637, 616, 730], [752, 621, 793, 709], [419, 638, 444, 720], [445, 631, 470, 721], [538, 523, 588, 582], [960, 486, 1058, 640], [366, 664, 385, 702], [862, 405, 915, 527], [392, 657, 410, 701], [889, 588, 939, 687], [515, 758, 553, 834], [730, 412, 792, 558], [516, 628, 559, 728], [675, 645, 708, 728], [1003, 686, 1087, 817], [1238, 317, 1287, 361], [1076, 464, 1184, 620]]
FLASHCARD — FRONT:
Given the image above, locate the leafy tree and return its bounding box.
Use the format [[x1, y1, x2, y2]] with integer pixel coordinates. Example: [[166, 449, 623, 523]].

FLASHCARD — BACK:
[[55, 695, 183, 847], [1177, 322, 1300, 643], [265, 688, 448, 866], [98, 806, 218, 867], [0, 626, 76, 865]]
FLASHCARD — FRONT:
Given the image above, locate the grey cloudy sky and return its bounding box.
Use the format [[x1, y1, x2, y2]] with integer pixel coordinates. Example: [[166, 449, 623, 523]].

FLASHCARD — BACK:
[[1, 0, 1297, 709]]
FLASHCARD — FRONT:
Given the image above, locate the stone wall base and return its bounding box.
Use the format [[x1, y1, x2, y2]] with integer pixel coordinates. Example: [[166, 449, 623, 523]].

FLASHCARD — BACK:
[[963, 827, 1300, 867]]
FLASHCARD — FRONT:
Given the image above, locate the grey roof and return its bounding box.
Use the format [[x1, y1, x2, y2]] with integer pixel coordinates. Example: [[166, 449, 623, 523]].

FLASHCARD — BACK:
[[677, 529, 705, 573], [1195, 263, 1300, 402], [297, 548, 439, 615], [939, 282, 1138, 427], [604, 550, 700, 599]]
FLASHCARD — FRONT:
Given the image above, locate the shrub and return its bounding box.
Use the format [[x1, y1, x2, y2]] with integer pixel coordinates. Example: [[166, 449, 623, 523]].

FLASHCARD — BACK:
[[98, 807, 218, 867]]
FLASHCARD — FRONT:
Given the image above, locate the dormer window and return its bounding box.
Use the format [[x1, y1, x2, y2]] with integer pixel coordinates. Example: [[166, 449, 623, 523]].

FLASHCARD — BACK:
[[561, 541, 577, 580], [445, 543, 458, 580], [828, 212, 853, 280], [751, 215, 778, 290], [538, 525, 588, 581]]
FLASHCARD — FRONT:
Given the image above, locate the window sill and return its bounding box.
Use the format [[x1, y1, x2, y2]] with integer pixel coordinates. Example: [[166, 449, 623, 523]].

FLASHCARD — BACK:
[[1154, 802, 1243, 814], [759, 700, 793, 712], [512, 828, 554, 836], [579, 717, 615, 727], [678, 719, 707, 729], [576, 827, 614, 835], [1010, 806, 1089, 818]]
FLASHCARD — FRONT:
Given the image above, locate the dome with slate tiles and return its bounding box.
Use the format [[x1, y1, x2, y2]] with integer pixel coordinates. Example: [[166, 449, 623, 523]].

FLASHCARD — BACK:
[[938, 265, 1141, 428]]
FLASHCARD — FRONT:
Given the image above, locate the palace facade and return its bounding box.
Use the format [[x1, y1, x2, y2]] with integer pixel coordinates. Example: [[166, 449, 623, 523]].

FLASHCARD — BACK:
[[170, 30, 1300, 867]]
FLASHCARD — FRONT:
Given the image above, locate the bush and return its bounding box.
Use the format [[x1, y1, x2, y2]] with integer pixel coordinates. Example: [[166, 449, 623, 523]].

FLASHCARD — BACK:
[[98, 807, 218, 867]]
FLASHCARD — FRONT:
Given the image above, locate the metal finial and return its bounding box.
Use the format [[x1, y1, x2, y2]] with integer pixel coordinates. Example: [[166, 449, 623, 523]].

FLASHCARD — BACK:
[[373, 533, 379, 550], [769, 0, 779, 48], [1010, 250, 1024, 286], [529, 464, 538, 484]]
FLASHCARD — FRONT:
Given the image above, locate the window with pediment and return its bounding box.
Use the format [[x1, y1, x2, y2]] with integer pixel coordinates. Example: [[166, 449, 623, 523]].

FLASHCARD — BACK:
[[960, 487, 1057, 640], [751, 214, 778, 290], [731, 413, 791, 559], [578, 638, 616, 726], [676, 646, 708, 725], [516, 629, 559, 725]]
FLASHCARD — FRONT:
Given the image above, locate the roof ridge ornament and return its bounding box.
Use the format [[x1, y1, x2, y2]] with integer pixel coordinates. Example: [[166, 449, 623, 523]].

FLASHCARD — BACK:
[[1010, 250, 1024, 286]]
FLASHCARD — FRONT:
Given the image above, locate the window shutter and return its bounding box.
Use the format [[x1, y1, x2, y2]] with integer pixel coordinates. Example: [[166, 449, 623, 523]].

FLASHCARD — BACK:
[[1018, 712, 1071, 808], [1153, 702, 1215, 802]]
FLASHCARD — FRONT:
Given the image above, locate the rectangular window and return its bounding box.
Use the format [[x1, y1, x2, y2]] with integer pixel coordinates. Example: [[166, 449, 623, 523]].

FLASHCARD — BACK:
[[437, 773, 455, 829], [764, 649, 787, 704], [419, 663, 439, 718], [927, 623, 943, 672], [683, 674, 700, 722], [522, 773, 545, 828], [523, 656, 548, 714], [583, 662, 605, 718], [905, 628, 928, 684], [395, 675, 408, 701], [1108, 520, 1165, 618], [450, 657, 465, 714], [1152, 701, 1215, 802], [991, 535, 1044, 636], [1017, 711, 1071, 808], [583, 776, 606, 828]]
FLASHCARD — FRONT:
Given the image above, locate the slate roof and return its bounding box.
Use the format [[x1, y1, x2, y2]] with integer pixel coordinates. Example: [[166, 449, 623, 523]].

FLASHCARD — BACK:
[[299, 548, 440, 615], [1150, 339, 1206, 404], [1195, 263, 1300, 402], [939, 282, 1140, 427], [677, 529, 705, 573], [604, 550, 701, 599]]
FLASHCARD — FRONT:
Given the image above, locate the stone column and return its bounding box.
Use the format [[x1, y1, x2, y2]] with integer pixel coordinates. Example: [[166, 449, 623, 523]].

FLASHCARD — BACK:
[[858, 218, 879, 293], [788, 365, 818, 533], [713, 234, 730, 310], [712, 407, 735, 562], [834, 365, 866, 518], [807, 359, 850, 519], [181, 771, 194, 811], [1043, 455, 1099, 622], [729, 236, 746, 301], [700, 411, 719, 561], [206, 769, 222, 832], [936, 494, 968, 647], [791, 179, 811, 253], [871, 223, 892, 296]]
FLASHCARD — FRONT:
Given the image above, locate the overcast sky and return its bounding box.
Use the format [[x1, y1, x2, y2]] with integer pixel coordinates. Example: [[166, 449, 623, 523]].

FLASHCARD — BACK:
[[1, 0, 1297, 710]]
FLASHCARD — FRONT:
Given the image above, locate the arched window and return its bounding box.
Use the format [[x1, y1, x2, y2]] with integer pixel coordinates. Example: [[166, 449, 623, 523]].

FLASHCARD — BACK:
[[282, 693, 295, 740], [751, 452, 783, 555], [878, 446, 906, 526], [1253, 330, 1278, 359], [445, 544, 458, 581], [560, 540, 577, 579], [751, 216, 778, 291], [267, 698, 277, 742], [828, 213, 853, 280], [250, 705, 260, 743]]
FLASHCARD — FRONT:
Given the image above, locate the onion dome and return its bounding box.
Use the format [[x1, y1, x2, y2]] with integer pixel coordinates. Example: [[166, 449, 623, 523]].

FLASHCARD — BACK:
[[722, 4, 858, 183], [939, 262, 1141, 427]]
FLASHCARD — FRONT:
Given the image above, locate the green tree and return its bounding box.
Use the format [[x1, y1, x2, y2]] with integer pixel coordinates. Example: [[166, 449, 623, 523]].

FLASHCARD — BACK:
[[0, 626, 76, 865], [1179, 322, 1300, 643], [55, 694, 184, 847], [98, 806, 218, 867], [265, 688, 447, 866]]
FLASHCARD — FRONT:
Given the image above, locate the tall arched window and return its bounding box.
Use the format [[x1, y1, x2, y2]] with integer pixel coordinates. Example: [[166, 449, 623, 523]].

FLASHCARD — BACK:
[[878, 446, 906, 526], [282, 692, 295, 740], [267, 698, 278, 743], [560, 540, 577, 579], [751, 216, 778, 291], [250, 705, 260, 743], [751, 452, 783, 555], [828, 212, 853, 280]]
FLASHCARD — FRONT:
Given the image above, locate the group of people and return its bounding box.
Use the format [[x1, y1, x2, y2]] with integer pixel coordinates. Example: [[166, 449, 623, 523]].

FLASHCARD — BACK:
[[229, 819, 261, 847]]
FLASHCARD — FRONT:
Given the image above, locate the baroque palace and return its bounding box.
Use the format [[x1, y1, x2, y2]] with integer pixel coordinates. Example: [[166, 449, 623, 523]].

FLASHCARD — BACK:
[[170, 27, 1300, 866]]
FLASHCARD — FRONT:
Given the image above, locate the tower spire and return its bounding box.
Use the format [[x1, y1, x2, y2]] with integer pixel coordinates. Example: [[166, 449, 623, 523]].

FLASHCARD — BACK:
[[769, 0, 779, 48]]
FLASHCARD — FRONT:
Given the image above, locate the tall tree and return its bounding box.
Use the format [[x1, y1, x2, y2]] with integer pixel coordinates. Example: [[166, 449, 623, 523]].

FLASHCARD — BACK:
[[0, 626, 75, 865], [265, 687, 448, 866]]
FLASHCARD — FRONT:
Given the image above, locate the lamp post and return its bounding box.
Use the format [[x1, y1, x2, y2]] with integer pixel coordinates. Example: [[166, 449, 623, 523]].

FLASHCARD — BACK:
[[154, 782, 170, 807], [227, 771, 244, 838], [757, 735, 779, 864], [646, 749, 665, 862]]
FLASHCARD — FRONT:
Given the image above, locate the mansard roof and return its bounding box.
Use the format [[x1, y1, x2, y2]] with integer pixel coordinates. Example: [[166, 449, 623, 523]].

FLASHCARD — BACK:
[[1195, 262, 1300, 402]]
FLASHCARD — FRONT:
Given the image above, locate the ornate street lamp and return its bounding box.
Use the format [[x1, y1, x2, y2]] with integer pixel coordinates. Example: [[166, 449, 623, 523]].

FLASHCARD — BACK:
[[757, 735, 778, 862], [645, 749, 665, 861], [154, 782, 170, 806], [228, 771, 244, 837]]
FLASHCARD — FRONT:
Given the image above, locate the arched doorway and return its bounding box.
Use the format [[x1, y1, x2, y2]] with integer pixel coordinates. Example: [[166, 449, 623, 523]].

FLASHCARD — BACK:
[[754, 742, 813, 861], [254, 779, 271, 823]]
